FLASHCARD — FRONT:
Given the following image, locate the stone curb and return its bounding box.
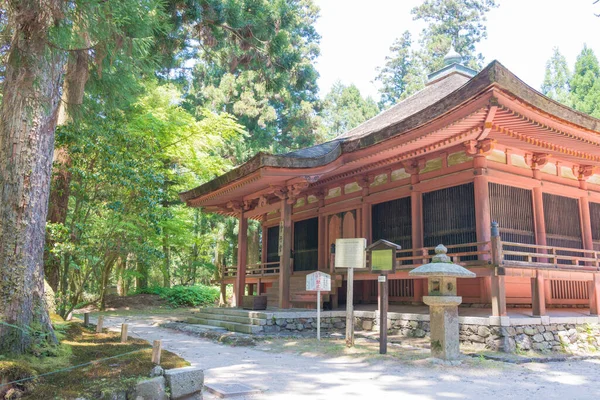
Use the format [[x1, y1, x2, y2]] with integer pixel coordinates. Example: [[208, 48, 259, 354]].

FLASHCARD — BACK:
[[467, 353, 600, 364]]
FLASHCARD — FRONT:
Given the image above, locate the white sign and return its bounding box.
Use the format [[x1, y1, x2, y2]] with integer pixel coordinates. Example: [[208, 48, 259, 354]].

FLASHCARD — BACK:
[[378, 275, 387, 283], [306, 271, 331, 291], [278, 220, 284, 256], [334, 238, 367, 269]]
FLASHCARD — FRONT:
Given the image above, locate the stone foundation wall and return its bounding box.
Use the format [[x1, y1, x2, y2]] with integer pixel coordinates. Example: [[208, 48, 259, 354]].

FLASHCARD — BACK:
[[261, 310, 600, 354]]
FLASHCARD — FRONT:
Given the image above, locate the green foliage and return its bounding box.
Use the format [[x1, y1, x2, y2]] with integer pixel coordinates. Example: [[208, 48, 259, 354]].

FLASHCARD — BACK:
[[375, 0, 497, 109], [375, 31, 424, 109], [134, 285, 220, 307], [570, 45, 600, 118], [318, 81, 379, 140], [160, 285, 220, 307], [411, 0, 498, 72], [541, 47, 572, 107], [185, 0, 322, 157]]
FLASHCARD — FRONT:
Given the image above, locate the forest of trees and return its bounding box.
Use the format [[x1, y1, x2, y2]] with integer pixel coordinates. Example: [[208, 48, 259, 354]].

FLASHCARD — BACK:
[[0, 0, 598, 356]]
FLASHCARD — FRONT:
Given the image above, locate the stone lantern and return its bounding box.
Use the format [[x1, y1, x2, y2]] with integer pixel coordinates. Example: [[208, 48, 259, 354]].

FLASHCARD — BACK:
[[409, 244, 475, 360]]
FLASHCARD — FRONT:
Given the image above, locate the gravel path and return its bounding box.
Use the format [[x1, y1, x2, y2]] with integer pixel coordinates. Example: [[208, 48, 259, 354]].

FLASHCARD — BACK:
[[95, 315, 600, 400]]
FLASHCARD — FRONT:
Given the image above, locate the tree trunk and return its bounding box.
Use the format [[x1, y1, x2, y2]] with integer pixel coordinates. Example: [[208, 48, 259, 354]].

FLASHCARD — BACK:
[[0, 0, 66, 354], [136, 261, 148, 290], [45, 45, 91, 292], [162, 232, 171, 288]]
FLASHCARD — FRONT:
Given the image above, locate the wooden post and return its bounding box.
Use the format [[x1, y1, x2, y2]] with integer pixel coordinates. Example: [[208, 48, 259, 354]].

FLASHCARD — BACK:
[[345, 267, 354, 347], [96, 315, 104, 333], [151, 340, 162, 364], [532, 186, 547, 247], [279, 199, 292, 309], [411, 190, 424, 303], [580, 196, 594, 252], [84, 312, 90, 327], [490, 222, 507, 316], [317, 288, 321, 341], [379, 273, 388, 354], [531, 270, 546, 316], [589, 273, 600, 316], [234, 210, 248, 307], [120, 324, 128, 343]]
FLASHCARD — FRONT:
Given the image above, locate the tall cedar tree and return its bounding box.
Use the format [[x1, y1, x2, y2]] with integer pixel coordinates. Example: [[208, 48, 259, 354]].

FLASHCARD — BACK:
[[570, 45, 600, 118], [375, 0, 497, 108], [318, 82, 379, 140], [0, 0, 65, 354], [541, 47, 572, 107], [185, 0, 321, 159]]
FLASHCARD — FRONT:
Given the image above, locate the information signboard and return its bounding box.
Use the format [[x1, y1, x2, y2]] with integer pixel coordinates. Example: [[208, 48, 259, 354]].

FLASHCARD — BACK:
[[334, 238, 366, 269], [277, 220, 284, 256], [371, 249, 394, 271], [306, 271, 331, 292]]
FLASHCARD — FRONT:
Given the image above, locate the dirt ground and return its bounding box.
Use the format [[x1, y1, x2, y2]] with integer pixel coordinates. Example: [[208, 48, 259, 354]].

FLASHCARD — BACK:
[[78, 294, 170, 312], [86, 314, 600, 400]]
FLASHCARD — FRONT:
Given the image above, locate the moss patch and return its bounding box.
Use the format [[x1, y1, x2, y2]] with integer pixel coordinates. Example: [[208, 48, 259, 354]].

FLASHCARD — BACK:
[[1, 317, 188, 400]]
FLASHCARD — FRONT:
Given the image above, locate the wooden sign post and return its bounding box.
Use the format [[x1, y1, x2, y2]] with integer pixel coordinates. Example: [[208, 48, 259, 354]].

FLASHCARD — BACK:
[[378, 274, 388, 354], [306, 271, 331, 341], [335, 238, 367, 347], [367, 239, 401, 355]]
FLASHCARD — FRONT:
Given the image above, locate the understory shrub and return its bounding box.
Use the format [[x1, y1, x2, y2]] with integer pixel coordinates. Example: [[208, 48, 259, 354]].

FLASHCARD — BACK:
[[162, 285, 220, 307], [132, 285, 219, 307]]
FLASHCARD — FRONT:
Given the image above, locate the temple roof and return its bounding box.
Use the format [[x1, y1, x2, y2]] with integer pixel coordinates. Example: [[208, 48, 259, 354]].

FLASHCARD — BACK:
[[180, 60, 600, 205]]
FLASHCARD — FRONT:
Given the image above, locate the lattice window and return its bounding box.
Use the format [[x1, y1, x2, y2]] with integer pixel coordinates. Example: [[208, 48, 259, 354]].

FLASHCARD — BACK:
[[591, 202, 600, 251], [423, 183, 477, 257], [266, 225, 280, 264], [543, 193, 583, 264], [371, 197, 412, 251], [389, 279, 414, 298], [550, 280, 589, 300], [489, 183, 536, 261], [293, 217, 318, 271]]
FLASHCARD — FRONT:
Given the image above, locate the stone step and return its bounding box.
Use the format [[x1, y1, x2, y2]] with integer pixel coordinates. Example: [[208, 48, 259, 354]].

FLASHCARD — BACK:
[[188, 313, 266, 326], [198, 307, 271, 319], [184, 317, 263, 334]]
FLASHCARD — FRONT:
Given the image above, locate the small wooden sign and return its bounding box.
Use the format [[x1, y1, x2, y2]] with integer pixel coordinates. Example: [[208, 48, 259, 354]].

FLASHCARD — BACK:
[[306, 271, 331, 291], [367, 239, 401, 273], [334, 238, 366, 269], [278, 220, 284, 256], [378, 275, 387, 283]]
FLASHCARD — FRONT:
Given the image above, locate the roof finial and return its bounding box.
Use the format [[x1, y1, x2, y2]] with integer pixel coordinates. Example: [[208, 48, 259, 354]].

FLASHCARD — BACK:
[[443, 45, 463, 66]]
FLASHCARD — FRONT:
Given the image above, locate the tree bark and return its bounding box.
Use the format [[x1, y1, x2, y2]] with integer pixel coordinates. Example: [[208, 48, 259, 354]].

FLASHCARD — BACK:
[[0, 0, 66, 354], [45, 45, 91, 292], [162, 232, 171, 288]]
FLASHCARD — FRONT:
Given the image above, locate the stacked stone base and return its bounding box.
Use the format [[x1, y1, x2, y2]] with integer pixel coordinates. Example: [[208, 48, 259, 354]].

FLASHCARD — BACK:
[[251, 310, 600, 354]]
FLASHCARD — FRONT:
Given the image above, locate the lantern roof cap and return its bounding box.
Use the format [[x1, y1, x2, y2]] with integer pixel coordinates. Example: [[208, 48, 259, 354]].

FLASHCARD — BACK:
[[409, 244, 476, 278]]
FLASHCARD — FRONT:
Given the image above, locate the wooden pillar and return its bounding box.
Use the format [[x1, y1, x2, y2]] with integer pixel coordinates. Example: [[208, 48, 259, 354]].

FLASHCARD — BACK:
[[589, 273, 600, 316], [531, 270, 546, 316], [234, 211, 248, 307], [261, 217, 267, 265], [317, 193, 326, 270], [360, 177, 371, 243], [411, 183, 424, 303], [279, 199, 292, 309], [490, 223, 507, 316], [474, 167, 492, 303], [580, 196, 594, 251], [532, 186, 547, 247], [473, 156, 492, 248]]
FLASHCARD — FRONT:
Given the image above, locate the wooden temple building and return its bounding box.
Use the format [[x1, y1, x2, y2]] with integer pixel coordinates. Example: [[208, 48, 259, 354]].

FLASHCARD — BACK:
[[180, 53, 600, 317]]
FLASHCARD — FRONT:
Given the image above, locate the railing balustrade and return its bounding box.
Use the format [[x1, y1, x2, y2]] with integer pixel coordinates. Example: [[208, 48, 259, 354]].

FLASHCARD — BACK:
[[222, 238, 600, 279]]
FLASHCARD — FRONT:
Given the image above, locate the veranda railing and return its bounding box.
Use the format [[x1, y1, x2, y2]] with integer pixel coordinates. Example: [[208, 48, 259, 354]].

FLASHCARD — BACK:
[[222, 238, 600, 279]]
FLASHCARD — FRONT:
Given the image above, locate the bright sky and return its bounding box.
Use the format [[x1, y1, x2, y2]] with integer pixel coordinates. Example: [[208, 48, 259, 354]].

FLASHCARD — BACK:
[[314, 0, 600, 101]]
